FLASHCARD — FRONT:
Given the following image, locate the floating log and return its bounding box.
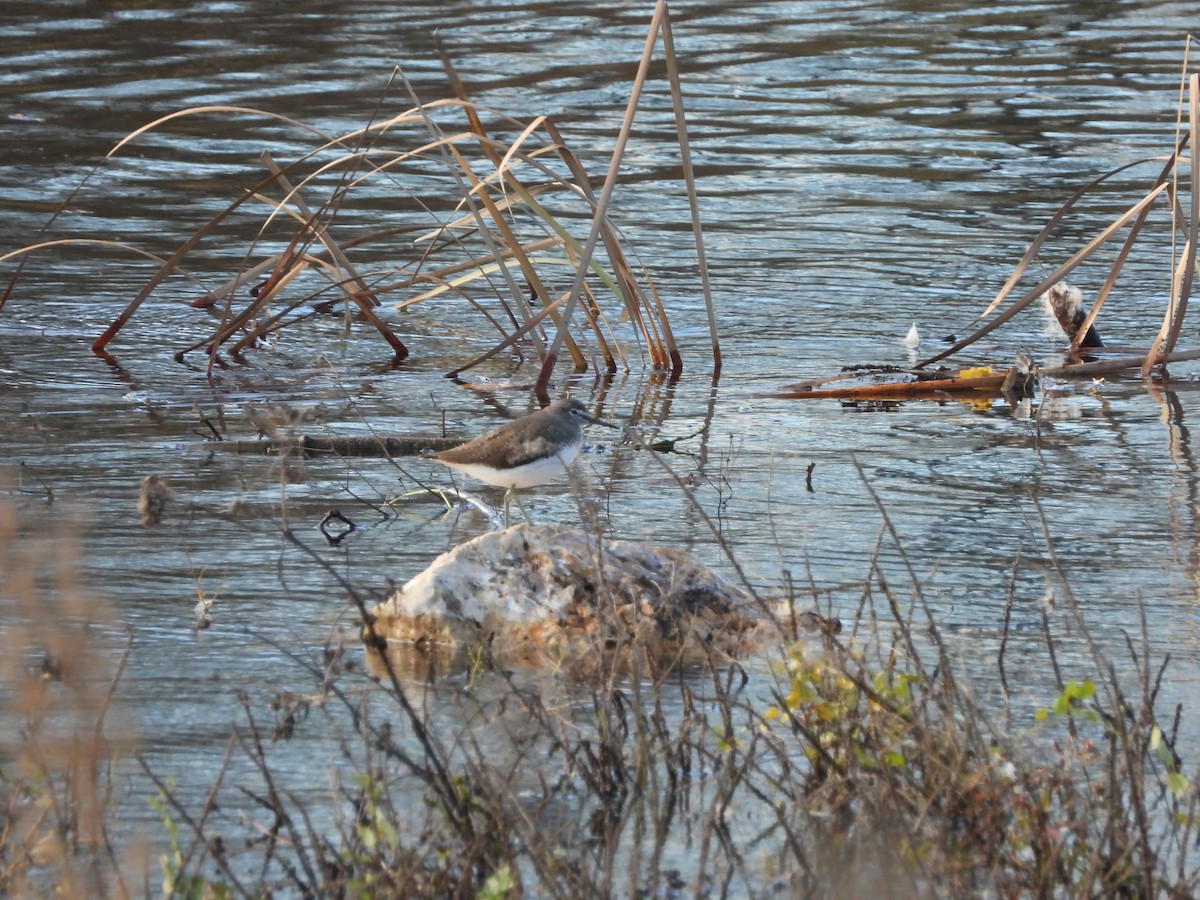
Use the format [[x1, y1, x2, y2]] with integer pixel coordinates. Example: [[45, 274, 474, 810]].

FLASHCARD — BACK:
[[218, 434, 461, 457], [766, 374, 1008, 401], [768, 347, 1200, 402], [766, 368, 1016, 401], [1040, 348, 1200, 378]]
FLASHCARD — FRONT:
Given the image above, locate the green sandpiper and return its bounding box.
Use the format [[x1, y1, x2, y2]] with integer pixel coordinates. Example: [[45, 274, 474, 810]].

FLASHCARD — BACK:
[[429, 397, 615, 525]]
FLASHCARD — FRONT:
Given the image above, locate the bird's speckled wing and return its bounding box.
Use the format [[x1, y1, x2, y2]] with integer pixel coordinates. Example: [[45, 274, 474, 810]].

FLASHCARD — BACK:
[[432, 423, 565, 469]]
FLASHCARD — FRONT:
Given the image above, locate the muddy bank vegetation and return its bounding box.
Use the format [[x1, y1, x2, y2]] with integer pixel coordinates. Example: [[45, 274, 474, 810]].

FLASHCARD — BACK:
[[1, 484, 1197, 897]]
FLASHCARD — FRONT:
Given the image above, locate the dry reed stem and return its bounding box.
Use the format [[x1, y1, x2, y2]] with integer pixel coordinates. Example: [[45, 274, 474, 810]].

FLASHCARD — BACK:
[[13, 100, 455, 358], [661, 2, 716, 373], [535, 0, 668, 393], [544, 120, 653, 364], [428, 82, 665, 373], [971, 156, 1167, 325], [258, 151, 377, 297], [445, 141, 587, 369], [925, 47, 1200, 371], [400, 83, 553, 363], [1150, 73, 1199, 368], [1069, 135, 1195, 353], [498, 163, 630, 367], [432, 56, 629, 374], [0, 239, 200, 283], [1072, 192, 1155, 352]]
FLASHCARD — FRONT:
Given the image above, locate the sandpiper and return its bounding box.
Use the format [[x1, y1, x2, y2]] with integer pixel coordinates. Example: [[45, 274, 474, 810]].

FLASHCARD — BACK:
[[429, 397, 615, 525]]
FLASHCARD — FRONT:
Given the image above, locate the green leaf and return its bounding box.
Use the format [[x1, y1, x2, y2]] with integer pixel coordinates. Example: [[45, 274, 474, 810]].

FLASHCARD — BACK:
[[477, 864, 515, 900], [1167, 772, 1189, 797]]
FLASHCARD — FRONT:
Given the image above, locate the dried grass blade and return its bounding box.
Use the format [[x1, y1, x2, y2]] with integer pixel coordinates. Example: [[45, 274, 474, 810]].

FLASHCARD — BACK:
[[413, 179, 549, 244], [495, 115, 551, 187], [391, 237, 562, 304], [400, 253, 565, 306], [432, 52, 591, 368], [5, 110, 313, 315], [542, 121, 659, 364], [437, 45, 503, 170], [203, 184, 399, 361], [535, 0, 667, 393], [445, 142, 587, 369], [91, 179, 275, 354], [578, 280, 619, 372], [447, 291, 573, 378], [1142, 81, 1198, 375], [632, 260, 671, 370], [259, 152, 378, 307], [105, 106, 333, 160], [1071, 217, 1144, 352], [418, 60, 548, 352], [438, 66, 618, 355], [95, 130, 373, 356], [0, 239, 189, 274], [202, 257, 309, 357], [560, 240, 623, 372], [461, 135, 626, 370], [526, 183, 653, 364], [244, 154, 411, 360], [448, 106, 658, 368], [397, 71, 548, 359], [109, 101, 471, 164], [191, 257, 277, 310], [661, 2, 709, 374], [1164, 75, 1199, 357]]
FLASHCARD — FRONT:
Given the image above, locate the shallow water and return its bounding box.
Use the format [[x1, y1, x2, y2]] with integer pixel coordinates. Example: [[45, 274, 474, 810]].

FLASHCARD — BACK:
[[2, 0, 1200, 887]]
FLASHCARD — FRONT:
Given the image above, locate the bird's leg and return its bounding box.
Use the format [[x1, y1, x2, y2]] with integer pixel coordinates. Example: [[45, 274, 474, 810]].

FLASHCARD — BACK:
[[511, 488, 533, 525]]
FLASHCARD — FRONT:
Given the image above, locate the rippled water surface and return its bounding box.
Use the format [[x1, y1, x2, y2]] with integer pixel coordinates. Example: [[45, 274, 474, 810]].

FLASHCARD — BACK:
[[3, 0, 1200, 884]]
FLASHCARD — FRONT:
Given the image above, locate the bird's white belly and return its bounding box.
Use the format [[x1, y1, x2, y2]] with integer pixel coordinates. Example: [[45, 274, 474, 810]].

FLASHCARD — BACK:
[[451, 441, 582, 489]]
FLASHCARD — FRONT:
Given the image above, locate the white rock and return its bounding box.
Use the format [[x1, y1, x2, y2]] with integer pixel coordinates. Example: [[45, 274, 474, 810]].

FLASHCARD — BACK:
[[367, 524, 778, 675]]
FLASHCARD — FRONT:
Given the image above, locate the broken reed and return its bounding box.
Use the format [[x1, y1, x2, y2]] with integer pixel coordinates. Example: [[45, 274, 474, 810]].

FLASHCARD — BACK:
[[0, 0, 718, 387]]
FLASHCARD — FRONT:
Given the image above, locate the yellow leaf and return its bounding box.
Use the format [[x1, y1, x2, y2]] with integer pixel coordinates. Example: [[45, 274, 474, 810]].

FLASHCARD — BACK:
[[957, 366, 994, 379]]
